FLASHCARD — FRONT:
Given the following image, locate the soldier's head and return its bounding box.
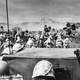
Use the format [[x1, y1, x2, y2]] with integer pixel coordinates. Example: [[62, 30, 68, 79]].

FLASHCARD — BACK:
[[32, 60, 55, 80], [71, 24, 76, 30], [66, 22, 71, 27], [74, 49, 80, 57], [74, 49, 80, 63], [48, 26, 51, 32], [44, 25, 47, 28], [0, 26, 3, 29]]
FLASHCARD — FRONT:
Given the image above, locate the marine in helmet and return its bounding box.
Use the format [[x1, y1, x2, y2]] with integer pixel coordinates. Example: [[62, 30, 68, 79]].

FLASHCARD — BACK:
[[32, 60, 55, 80]]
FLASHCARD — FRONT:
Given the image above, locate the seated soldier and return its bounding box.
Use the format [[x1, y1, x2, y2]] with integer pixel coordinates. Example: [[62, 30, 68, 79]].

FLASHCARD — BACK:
[[56, 35, 63, 48], [63, 37, 71, 48], [12, 35, 24, 54], [26, 37, 34, 48], [1, 39, 13, 55]]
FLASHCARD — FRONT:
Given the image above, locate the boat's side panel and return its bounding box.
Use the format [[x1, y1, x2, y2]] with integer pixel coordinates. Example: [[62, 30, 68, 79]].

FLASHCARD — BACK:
[[7, 58, 79, 80]]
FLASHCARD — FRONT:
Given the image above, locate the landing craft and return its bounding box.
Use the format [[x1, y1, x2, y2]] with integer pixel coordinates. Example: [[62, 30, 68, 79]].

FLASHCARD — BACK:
[[0, 48, 80, 80], [2, 0, 80, 80]]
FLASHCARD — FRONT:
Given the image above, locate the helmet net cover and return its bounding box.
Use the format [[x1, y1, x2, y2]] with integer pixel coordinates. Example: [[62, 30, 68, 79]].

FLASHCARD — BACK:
[[32, 60, 55, 78]]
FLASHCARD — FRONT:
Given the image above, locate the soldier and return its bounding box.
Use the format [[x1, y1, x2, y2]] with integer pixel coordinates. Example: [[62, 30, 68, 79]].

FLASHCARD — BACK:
[[12, 35, 24, 54], [66, 22, 71, 28], [71, 24, 76, 30], [0, 26, 4, 32], [26, 37, 34, 48], [44, 25, 48, 33], [1, 38, 13, 55], [56, 35, 63, 48], [32, 60, 55, 80], [63, 37, 71, 48]]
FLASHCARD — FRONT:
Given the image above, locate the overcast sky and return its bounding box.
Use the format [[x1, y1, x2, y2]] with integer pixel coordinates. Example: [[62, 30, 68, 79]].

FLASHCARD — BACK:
[[0, 0, 80, 24]]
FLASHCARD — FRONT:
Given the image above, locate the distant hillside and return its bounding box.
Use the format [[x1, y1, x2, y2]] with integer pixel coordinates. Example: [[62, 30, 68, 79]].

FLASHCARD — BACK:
[[0, 19, 66, 31], [18, 21, 66, 31]]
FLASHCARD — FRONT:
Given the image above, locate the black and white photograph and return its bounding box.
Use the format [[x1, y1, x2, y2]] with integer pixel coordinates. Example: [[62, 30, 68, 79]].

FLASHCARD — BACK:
[[0, 0, 80, 80]]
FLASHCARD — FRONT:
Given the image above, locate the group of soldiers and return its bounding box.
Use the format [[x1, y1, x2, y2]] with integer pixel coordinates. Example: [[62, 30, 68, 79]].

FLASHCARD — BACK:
[[0, 22, 78, 55]]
